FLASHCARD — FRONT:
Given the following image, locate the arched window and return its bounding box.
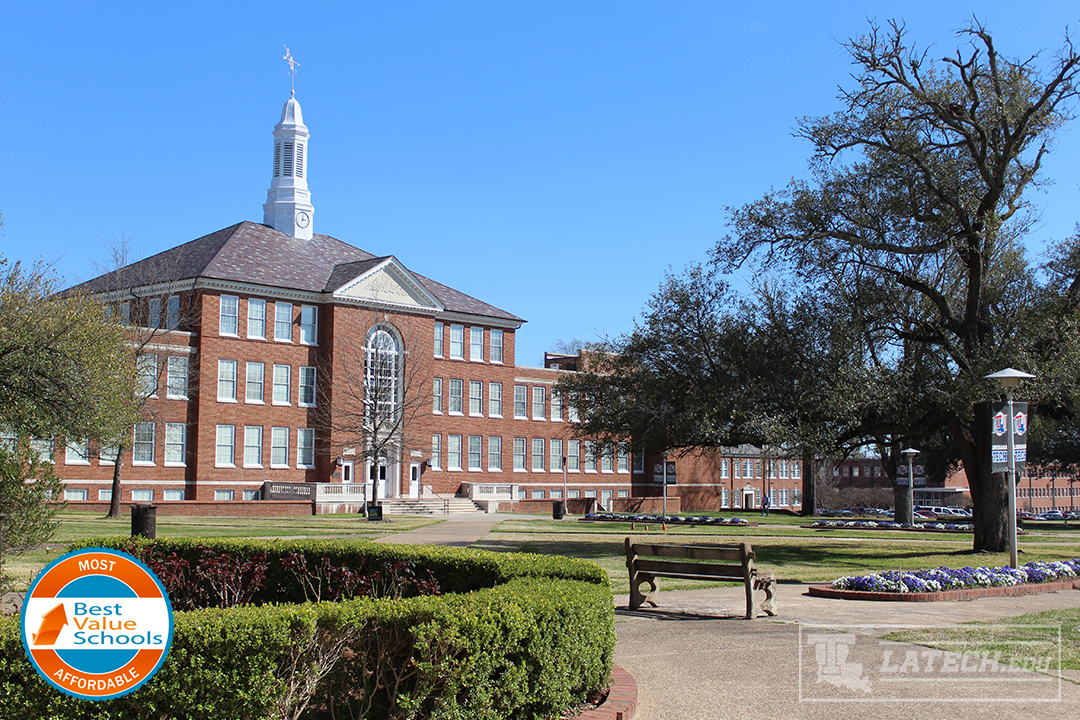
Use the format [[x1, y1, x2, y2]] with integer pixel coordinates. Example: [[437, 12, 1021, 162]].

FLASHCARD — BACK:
[[366, 326, 400, 423]]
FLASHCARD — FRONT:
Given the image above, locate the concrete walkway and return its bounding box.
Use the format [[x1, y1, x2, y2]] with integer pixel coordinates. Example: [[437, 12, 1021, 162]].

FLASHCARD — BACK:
[[366, 515, 1080, 719]]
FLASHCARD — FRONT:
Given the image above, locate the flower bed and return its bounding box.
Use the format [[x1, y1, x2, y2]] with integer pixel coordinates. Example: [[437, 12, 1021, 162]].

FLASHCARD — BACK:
[[583, 512, 749, 526], [830, 559, 1080, 594], [807, 519, 973, 532]]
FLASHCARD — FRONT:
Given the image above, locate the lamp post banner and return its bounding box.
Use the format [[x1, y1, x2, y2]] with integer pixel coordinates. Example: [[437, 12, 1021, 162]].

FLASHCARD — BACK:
[[991, 401, 1028, 473]]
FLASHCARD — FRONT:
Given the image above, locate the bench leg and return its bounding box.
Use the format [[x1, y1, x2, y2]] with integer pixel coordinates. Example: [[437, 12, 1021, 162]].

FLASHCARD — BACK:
[[629, 571, 660, 610], [753, 574, 778, 617], [744, 578, 758, 619]]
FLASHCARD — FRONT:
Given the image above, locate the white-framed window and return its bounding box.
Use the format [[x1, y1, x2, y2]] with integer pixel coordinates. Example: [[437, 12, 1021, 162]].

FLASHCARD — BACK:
[[98, 444, 119, 466], [601, 443, 614, 473], [300, 305, 318, 344], [98, 489, 113, 502], [220, 295, 239, 336], [448, 379, 463, 414], [552, 489, 563, 499], [490, 329, 503, 364], [218, 359, 237, 401], [488, 436, 502, 471], [531, 489, 545, 499], [489, 382, 503, 417], [550, 439, 563, 473], [550, 391, 563, 421], [271, 427, 289, 467], [780, 460, 790, 479], [532, 438, 545, 472], [133, 422, 155, 465], [469, 381, 483, 416], [215, 489, 234, 501], [165, 423, 186, 466], [247, 298, 266, 339], [164, 489, 185, 501], [432, 378, 443, 413], [120, 301, 131, 325], [513, 438, 527, 471], [532, 386, 546, 420], [568, 440, 581, 472], [449, 324, 464, 359], [148, 297, 162, 329], [468, 435, 482, 470], [65, 438, 90, 465], [431, 434, 442, 470], [246, 362, 265, 403], [470, 327, 484, 361], [792, 461, 802, 479], [216, 425, 235, 467], [448, 434, 463, 471], [518, 488, 527, 500], [633, 450, 645, 474], [29, 436, 53, 462], [602, 489, 613, 504], [299, 366, 317, 406], [297, 428, 315, 468], [166, 296, 180, 331], [779, 488, 790, 506], [132, 489, 154, 502], [584, 489, 596, 499], [584, 441, 597, 472], [768, 488, 777, 505], [273, 364, 291, 404], [64, 488, 88, 501], [721, 488, 729, 508], [568, 400, 580, 423], [768, 460, 777, 479], [167, 356, 188, 399], [568, 489, 581, 499], [275, 301, 293, 341], [617, 442, 630, 473], [433, 323, 444, 357], [618, 489, 629, 498], [244, 426, 263, 467], [243, 490, 261, 501], [137, 355, 158, 397], [514, 386, 528, 418], [720, 458, 730, 479]]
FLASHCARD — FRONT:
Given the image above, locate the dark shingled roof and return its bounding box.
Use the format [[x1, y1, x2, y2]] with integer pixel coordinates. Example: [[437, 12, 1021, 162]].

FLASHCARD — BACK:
[[72, 221, 523, 323]]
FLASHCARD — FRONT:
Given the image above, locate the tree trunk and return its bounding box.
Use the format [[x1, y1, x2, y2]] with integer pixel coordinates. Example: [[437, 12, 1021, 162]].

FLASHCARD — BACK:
[[107, 443, 126, 518], [800, 450, 816, 516], [892, 484, 913, 525], [955, 405, 1009, 553]]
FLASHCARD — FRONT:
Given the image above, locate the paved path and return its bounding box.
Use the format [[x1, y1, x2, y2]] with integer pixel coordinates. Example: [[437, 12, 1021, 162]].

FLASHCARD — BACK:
[[365, 515, 1080, 719]]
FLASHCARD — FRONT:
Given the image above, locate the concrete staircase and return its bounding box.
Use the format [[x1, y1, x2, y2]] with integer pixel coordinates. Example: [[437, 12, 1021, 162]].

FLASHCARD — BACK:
[[380, 496, 486, 516]]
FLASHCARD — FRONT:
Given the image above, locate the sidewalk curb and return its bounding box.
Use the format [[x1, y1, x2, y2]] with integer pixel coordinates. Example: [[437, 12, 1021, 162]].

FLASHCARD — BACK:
[[572, 665, 637, 720]]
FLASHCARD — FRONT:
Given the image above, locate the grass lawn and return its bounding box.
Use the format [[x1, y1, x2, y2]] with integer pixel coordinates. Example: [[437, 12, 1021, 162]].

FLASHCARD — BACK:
[[884, 607, 1080, 671]]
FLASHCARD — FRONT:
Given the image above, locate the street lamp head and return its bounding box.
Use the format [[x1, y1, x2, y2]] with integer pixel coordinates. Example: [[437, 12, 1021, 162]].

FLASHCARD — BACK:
[[901, 447, 920, 458], [984, 368, 1036, 389]]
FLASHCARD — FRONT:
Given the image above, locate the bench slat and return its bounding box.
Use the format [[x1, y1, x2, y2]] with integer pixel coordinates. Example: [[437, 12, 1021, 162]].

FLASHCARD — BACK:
[[630, 544, 744, 562], [633, 558, 746, 578]]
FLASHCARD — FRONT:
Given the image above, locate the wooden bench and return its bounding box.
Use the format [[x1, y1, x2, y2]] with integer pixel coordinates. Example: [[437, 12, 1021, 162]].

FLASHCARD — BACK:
[[624, 537, 777, 618]]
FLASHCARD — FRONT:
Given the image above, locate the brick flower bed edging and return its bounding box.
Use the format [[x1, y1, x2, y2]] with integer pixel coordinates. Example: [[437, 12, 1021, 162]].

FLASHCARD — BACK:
[[571, 665, 638, 720], [808, 578, 1080, 602]]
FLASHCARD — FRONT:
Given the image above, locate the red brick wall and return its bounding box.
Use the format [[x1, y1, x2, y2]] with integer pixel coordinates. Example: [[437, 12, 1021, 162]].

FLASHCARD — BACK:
[[58, 500, 313, 517]]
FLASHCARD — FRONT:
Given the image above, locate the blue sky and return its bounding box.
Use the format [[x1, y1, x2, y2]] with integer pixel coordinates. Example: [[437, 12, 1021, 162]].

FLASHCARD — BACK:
[[2, 1, 1079, 366]]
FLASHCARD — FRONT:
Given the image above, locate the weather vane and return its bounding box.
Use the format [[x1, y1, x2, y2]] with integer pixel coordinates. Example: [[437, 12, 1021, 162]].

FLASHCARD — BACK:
[[283, 46, 299, 97]]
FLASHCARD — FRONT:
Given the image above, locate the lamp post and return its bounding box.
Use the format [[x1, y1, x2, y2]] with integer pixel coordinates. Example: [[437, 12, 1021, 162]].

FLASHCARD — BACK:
[[901, 448, 919, 523], [985, 368, 1036, 568]]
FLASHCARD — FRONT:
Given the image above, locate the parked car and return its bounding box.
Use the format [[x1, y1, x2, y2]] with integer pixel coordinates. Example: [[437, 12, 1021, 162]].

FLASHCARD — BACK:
[[1039, 511, 1065, 521]]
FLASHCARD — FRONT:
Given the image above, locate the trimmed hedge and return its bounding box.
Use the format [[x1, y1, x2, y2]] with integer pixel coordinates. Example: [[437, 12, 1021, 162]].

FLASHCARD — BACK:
[[1, 540, 615, 720], [72, 537, 609, 602]]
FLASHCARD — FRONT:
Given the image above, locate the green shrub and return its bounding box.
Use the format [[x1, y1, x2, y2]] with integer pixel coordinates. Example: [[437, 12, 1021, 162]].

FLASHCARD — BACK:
[[2, 541, 614, 719]]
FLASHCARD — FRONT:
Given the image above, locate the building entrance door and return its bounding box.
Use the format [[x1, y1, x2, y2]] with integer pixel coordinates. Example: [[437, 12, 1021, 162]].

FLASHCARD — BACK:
[[341, 461, 354, 484], [409, 463, 420, 498]]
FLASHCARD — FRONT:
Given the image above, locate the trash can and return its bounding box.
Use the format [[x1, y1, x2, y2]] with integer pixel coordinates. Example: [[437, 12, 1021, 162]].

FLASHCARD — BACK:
[[366, 502, 383, 521], [131, 504, 157, 539], [552, 500, 565, 520]]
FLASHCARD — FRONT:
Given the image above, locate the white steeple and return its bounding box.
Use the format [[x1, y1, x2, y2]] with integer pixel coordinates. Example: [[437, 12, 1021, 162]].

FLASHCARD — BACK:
[[263, 95, 314, 239]]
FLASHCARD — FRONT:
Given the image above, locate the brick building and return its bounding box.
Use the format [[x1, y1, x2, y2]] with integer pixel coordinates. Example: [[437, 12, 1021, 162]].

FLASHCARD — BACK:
[[45, 93, 815, 515]]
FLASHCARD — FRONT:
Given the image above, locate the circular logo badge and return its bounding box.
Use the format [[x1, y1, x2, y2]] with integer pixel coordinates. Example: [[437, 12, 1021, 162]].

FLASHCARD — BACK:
[[21, 548, 173, 700]]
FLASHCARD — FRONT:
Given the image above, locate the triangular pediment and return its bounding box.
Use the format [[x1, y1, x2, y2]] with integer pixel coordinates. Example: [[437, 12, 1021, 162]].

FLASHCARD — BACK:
[[332, 258, 443, 311]]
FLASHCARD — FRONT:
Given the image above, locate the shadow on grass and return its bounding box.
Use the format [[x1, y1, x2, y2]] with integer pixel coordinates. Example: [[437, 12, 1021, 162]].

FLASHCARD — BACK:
[[472, 538, 619, 561]]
